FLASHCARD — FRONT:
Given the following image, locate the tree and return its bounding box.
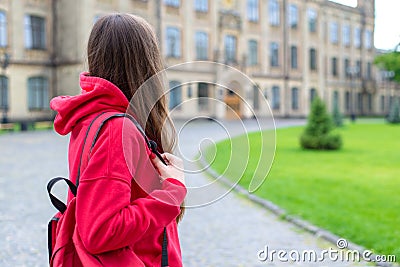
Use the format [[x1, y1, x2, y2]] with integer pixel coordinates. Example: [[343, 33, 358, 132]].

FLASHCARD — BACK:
[[374, 51, 400, 83], [300, 96, 342, 150], [387, 97, 400, 124]]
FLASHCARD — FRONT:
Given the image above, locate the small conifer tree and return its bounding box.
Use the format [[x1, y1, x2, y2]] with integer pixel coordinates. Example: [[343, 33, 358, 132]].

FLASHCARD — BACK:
[[300, 96, 342, 150]]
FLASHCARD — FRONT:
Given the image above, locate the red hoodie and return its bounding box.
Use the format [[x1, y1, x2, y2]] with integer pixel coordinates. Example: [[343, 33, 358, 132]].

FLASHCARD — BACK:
[[50, 72, 186, 267]]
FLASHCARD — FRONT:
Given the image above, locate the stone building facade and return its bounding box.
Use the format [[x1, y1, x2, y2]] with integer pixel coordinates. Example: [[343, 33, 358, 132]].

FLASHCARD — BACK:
[[0, 0, 389, 122]]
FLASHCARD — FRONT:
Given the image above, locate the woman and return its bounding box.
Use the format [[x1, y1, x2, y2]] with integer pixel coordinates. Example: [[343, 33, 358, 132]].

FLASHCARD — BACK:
[[50, 14, 186, 266]]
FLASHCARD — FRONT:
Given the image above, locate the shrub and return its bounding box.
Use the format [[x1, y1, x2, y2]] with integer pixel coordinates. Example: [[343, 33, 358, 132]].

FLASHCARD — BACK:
[[387, 97, 400, 124], [300, 96, 342, 150]]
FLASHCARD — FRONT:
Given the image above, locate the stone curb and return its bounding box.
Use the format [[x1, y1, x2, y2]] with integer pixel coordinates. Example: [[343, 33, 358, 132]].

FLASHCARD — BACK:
[[199, 157, 397, 267]]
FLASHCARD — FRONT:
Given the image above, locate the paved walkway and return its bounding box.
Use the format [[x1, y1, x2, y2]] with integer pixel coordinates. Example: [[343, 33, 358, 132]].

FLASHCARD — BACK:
[[0, 119, 369, 266], [0, 131, 69, 267]]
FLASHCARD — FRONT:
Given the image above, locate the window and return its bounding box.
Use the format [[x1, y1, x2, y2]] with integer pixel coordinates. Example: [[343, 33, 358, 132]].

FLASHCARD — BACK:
[[357, 92, 363, 112], [24, 15, 46, 49], [247, 0, 259, 22], [270, 42, 279, 67], [344, 58, 350, 78], [343, 25, 350, 46], [380, 95, 385, 112], [354, 27, 361, 48], [368, 93, 372, 112], [194, 0, 208, 12], [288, 4, 298, 28], [225, 35, 237, 63], [291, 45, 297, 69], [195, 31, 208, 60], [333, 91, 339, 109], [272, 86, 280, 110], [345, 91, 351, 111], [166, 27, 181, 58], [165, 0, 180, 7], [198, 82, 209, 110], [291, 87, 299, 110], [187, 85, 193, 98], [253, 85, 259, 110], [168, 80, 182, 110], [248, 40, 258, 66], [269, 0, 280, 26], [307, 8, 317, 32], [0, 76, 8, 109], [356, 60, 361, 78], [0, 11, 7, 47], [332, 57, 338, 77], [366, 62, 372, 79], [365, 30, 372, 49], [330, 22, 338, 44], [28, 77, 49, 110], [310, 88, 317, 104], [309, 48, 317, 70]]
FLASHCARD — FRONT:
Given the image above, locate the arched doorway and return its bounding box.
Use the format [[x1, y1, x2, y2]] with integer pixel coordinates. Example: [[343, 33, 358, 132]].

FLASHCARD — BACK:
[[225, 81, 242, 119]]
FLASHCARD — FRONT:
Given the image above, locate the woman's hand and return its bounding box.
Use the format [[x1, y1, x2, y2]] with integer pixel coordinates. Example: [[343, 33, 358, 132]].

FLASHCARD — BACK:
[[151, 153, 185, 186]]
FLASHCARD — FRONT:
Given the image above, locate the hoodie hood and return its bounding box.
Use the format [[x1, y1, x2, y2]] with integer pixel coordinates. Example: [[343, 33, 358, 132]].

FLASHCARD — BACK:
[[50, 72, 129, 135]]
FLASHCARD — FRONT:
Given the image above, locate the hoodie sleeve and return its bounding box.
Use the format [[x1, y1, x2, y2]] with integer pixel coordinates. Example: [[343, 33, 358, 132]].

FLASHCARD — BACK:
[[75, 119, 186, 255]]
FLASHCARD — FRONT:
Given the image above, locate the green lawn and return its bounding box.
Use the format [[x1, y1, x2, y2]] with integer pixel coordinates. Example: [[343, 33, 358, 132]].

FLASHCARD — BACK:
[[0, 121, 53, 134], [0, 123, 20, 134], [206, 121, 400, 261]]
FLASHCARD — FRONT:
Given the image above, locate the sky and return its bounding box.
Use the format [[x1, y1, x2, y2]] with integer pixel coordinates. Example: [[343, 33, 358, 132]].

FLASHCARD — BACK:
[[330, 0, 400, 50]]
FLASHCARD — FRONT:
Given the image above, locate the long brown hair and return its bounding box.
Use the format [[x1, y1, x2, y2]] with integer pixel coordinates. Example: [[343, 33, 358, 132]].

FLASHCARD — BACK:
[[87, 13, 184, 222]]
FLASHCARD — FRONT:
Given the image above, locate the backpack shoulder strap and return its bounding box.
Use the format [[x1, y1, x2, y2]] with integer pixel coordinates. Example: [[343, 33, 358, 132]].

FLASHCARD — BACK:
[[76, 112, 170, 267], [48, 111, 168, 211], [76, 112, 166, 186], [75, 111, 121, 187], [47, 111, 170, 267], [76, 112, 167, 187], [47, 112, 119, 214]]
